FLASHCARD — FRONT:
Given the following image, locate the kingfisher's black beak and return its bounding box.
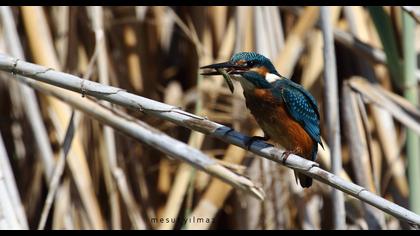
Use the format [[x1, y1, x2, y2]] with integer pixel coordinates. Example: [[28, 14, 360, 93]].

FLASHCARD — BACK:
[[200, 61, 247, 76]]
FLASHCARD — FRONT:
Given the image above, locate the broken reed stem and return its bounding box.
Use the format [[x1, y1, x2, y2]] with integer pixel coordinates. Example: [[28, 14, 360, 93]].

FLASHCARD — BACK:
[[0, 54, 420, 227], [9, 73, 265, 202], [320, 6, 346, 229]]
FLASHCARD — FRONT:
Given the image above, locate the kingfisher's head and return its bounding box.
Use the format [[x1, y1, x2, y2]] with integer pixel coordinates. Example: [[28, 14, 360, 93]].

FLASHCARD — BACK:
[[201, 52, 282, 90]]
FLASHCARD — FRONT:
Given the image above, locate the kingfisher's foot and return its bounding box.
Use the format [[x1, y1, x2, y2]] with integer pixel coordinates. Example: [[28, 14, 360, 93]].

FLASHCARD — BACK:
[[245, 135, 270, 150], [281, 151, 293, 164]]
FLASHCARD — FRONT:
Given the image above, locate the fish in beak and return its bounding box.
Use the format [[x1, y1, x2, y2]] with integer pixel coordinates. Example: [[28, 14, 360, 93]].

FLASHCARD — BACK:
[[200, 61, 248, 76], [200, 61, 249, 93]]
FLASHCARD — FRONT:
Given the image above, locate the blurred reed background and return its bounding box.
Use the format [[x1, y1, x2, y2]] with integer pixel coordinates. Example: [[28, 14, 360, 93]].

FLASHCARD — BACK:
[[0, 6, 419, 229]]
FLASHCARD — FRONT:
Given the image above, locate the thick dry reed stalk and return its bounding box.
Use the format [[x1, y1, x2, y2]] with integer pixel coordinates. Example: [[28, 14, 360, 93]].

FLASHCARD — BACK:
[[320, 6, 346, 229], [301, 30, 323, 89], [51, 6, 69, 66], [209, 6, 228, 51], [123, 25, 143, 92], [2, 54, 420, 227], [235, 6, 254, 52]]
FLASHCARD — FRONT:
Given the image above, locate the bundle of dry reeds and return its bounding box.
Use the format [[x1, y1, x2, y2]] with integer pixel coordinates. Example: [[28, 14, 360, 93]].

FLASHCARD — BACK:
[[0, 6, 419, 230]]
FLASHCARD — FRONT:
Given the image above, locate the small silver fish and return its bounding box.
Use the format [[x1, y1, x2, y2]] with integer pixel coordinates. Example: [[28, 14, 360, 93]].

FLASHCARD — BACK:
[[217, 68, 234, 93]]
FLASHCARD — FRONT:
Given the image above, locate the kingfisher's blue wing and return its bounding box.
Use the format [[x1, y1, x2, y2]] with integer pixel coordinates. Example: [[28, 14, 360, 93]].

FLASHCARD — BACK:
[[273, 80, 323, 148]]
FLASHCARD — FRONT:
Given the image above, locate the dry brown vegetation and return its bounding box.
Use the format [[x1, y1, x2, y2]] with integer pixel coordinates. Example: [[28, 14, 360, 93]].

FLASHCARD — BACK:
[[0, 6, 419, 230]]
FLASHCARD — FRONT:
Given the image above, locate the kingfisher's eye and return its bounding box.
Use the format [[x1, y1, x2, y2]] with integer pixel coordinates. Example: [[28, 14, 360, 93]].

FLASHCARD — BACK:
[[245, 61, 255, 67]]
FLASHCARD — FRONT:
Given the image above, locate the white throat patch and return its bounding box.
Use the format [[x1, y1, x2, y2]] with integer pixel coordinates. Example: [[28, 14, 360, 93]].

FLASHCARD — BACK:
[[265, 73, 281, 83]]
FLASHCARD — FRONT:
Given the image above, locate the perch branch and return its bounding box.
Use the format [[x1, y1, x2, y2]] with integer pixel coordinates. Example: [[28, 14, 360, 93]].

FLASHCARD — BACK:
[[0, 54, 420, 227]]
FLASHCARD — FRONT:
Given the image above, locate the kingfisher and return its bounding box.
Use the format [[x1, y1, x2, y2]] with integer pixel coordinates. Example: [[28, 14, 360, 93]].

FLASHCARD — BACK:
[[201, 52, 323, 188]]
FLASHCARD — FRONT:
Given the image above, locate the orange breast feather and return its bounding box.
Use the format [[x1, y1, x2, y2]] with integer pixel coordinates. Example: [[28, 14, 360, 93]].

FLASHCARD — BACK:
[[250, 88, 314, 160]]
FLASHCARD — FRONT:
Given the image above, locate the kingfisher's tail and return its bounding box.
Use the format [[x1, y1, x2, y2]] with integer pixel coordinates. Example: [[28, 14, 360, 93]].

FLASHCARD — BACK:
[[296, 171, 313, 188], [295, 144, 318, 188]]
